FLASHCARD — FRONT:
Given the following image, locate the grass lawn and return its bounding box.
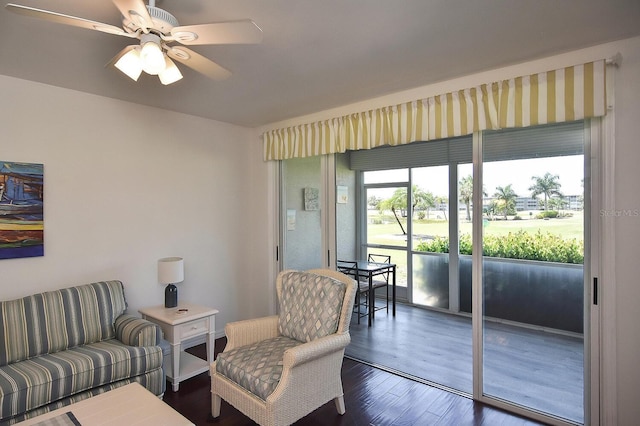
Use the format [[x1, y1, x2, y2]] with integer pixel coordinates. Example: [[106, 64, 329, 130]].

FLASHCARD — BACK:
[[363, 210, 584, 289], [367, 210, 584, 246]]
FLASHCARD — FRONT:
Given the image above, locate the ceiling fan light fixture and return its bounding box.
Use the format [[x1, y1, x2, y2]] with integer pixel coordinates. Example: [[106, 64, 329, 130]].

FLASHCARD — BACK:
[[114, 47, 143, 81], [140, 33, 165, 75], [7, 1, 265, 85], [159, 56, 183, 85]]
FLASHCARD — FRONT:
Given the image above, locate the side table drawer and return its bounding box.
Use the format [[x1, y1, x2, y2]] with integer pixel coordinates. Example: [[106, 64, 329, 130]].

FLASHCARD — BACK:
[[179, 318, 209, 339]]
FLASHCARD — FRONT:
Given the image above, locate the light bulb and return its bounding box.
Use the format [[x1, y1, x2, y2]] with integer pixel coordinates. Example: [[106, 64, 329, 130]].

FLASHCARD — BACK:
[[140, 34, 166, 75]]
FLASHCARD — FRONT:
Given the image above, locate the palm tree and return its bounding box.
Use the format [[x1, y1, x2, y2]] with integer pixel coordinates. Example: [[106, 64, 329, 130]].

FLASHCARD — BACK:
[[412, 186, 435, 220], [379, 189, 407, 234], [435, 195, 448, 220], [459, 175, 473, 221], [529, 172, 563, 211], [367, 195, 382, 210], [493, 184, 518, 220], [548, 196, 568, 212], [379, 186, 434, 235], [459, 175, 487, 221]]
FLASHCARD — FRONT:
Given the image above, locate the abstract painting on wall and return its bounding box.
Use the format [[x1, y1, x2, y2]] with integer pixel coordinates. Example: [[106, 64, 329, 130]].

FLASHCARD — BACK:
[[0, 161, 44, 259]]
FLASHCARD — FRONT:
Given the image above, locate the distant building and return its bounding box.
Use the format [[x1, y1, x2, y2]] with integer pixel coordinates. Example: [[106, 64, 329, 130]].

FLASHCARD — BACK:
[[479, 195, 583, 212]]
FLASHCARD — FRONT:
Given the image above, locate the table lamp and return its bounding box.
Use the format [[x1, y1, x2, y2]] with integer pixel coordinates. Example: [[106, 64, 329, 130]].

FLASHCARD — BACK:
[[158, 257, 184, 308]]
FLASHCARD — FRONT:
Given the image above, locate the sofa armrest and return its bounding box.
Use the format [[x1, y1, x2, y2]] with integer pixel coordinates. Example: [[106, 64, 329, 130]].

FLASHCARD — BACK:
[[224, 315, 279, 351], [115, 314, 163, 347], [283, 333, 351, 369]]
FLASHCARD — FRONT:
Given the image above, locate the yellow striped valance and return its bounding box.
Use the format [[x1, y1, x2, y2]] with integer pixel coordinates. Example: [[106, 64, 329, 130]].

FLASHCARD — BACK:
[[263, 60, 606, 161]]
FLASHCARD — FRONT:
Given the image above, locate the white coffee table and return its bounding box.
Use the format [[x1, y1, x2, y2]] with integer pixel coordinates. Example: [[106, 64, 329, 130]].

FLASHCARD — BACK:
[[16, 383, 193, 425]]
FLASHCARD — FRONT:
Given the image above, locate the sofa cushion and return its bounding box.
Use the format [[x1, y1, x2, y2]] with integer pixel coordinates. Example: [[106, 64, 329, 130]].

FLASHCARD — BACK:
[[215, 336, 300, 401], [0, 281, 128, 366], [0, 338, 163, 421], [277, 271, 346, 343]]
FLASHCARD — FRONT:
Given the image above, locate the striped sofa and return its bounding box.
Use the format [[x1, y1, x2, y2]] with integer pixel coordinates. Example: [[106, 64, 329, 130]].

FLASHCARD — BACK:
[[0, 280, 165, 425]]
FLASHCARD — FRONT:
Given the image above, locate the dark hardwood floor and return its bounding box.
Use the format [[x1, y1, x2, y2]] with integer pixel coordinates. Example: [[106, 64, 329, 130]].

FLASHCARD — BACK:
[[346, 303, 583, 423], [163, 340, 545, 426]]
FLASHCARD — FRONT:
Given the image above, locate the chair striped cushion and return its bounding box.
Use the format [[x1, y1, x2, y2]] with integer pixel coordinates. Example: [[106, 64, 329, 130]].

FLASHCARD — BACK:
[[0, 338, 163, 421], [278, 271, 346, 343], [0, 281, 127, 366], [215, 336, 301, 401]]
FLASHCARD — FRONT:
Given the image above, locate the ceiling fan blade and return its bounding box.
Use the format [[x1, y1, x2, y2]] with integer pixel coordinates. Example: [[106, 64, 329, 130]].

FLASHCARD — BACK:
[[112, 0, 154, 31], [5, 3, 133, 37], [166, 46, 231, 81], [170, 20, 263, 45]]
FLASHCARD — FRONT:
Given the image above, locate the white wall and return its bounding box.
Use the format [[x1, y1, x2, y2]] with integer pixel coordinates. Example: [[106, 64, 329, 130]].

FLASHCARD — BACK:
[[606, 36, 640, 426], [258, 36, 640, 424], [0, 76, 267, 336]]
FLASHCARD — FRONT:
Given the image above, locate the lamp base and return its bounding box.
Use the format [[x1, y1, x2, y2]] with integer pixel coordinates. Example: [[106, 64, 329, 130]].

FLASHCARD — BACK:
[[165, 284, 178, 308]]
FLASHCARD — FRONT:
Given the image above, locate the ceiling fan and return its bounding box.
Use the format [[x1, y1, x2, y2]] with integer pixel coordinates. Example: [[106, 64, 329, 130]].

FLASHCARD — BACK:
[[5, 0, 263, 85]]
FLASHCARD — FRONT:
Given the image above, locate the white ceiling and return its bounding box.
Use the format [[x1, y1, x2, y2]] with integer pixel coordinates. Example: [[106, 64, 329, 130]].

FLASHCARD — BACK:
[[1, 0, 639, 128]]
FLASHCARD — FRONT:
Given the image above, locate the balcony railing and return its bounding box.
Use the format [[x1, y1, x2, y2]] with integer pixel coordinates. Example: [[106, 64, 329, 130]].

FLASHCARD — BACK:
[[413, 252, 584, 333]]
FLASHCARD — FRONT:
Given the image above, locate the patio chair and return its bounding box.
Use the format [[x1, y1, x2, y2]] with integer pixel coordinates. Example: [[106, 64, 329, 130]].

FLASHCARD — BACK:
[[210, 268, 357, 426], [366, 253, 391, 315], [337, 260, 369, 324]]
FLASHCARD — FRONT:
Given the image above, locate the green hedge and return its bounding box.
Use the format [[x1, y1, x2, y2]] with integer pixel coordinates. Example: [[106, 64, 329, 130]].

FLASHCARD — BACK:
[[415, 230, 583, 264], [536, 210, 559, 219]]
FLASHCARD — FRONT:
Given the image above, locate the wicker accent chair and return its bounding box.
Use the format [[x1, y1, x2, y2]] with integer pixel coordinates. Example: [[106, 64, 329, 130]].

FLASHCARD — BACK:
[[210, 268, 357, 426]]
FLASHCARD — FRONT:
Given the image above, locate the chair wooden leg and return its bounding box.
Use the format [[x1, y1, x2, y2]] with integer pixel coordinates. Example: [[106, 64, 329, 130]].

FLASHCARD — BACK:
[[212, 393, 221, 418], [334, 395, 346, 415]]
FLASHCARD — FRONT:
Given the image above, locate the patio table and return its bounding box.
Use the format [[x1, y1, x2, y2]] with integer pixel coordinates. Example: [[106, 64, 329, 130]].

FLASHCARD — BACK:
[[337, 260, 396, 326]]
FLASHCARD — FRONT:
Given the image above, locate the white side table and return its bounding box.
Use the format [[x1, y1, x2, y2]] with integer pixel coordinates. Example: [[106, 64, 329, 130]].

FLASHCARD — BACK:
[[139, 302, 219, 392]]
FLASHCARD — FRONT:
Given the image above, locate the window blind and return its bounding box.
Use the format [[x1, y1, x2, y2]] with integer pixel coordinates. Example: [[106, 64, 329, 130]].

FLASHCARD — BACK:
[[483, 121, 584, 162], [349, 136, 472, 171]]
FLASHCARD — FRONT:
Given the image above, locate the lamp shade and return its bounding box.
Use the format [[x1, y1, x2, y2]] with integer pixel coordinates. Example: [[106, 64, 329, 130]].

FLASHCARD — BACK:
[[159, 56, 183, 85], [158, 257, 184, 284], [114, 47, 143, 81], [140, 34, 166, 75]]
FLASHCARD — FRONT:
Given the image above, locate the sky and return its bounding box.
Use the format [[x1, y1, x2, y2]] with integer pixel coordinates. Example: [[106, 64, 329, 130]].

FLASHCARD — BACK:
[[365, 155, 584, 199]]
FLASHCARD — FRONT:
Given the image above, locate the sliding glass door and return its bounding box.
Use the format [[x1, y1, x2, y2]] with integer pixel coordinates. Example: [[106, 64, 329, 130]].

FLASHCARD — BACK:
[[280, 156, 323, 270], [478, 122, 587, 424], [280, 154, 340, 270], [355, 138, 474, 394], [362, 171, 409, 300], [278, 121, 594, 424]]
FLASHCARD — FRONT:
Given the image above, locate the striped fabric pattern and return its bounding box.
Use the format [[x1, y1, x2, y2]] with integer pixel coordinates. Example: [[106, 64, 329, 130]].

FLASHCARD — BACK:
[[4, 370, 164, 425], [263, 60, 606, 160], [0, 339, 163, 423], [115, 314, 162, 347], [0, 281, 127, 366], [0, 281, 165, 424]]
